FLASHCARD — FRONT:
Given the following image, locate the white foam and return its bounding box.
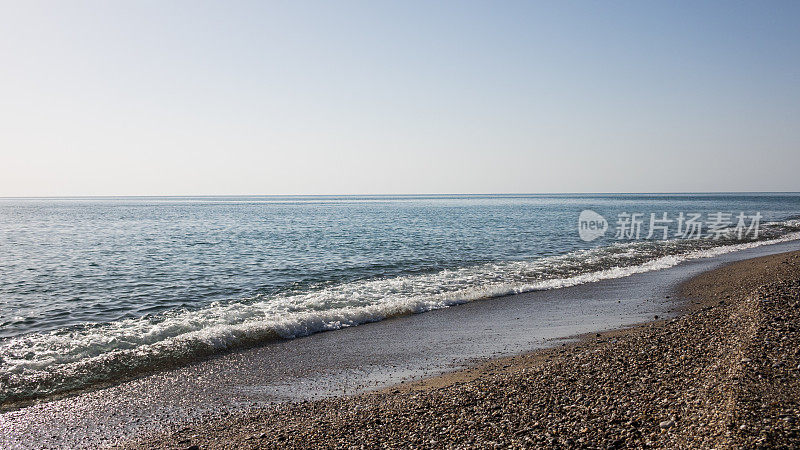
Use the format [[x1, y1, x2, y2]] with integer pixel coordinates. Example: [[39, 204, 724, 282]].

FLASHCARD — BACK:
[[2, 228, 799, 403]]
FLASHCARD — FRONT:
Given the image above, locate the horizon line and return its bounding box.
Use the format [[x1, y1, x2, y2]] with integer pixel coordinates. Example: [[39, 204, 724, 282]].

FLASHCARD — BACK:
[[2, 191, 800, 200]]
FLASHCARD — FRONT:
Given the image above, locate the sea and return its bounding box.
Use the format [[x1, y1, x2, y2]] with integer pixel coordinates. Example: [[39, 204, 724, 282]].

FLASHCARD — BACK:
[[1, 193, 799, 406]]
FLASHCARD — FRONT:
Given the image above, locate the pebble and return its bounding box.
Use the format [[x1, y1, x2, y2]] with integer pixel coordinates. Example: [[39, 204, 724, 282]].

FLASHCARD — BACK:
[[131, 252, 800, 450]]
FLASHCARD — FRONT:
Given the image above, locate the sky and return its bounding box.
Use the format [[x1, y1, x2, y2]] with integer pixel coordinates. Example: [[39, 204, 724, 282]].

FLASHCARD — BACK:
[[1, 1, 798, 196]]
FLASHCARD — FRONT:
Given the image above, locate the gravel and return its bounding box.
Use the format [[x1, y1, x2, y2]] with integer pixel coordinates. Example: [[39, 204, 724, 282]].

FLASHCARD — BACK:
[[126, 251, 800, 449]]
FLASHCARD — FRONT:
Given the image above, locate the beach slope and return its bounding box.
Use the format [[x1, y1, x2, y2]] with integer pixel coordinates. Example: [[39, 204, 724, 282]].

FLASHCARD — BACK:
[[130, 250, 800, 448]]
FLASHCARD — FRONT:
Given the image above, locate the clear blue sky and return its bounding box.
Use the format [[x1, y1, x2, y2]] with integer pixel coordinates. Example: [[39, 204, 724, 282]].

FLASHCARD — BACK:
[[1, 1, 798, 196]]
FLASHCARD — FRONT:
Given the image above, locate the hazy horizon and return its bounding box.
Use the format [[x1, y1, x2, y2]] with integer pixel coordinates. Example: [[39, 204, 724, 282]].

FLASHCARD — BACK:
[[2, 1, 799, 196], [3, 191, 800, 199]]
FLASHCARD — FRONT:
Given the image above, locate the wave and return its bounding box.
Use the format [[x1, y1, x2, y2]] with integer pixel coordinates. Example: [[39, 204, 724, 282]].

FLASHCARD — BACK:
[[2, 220, 799, 406]]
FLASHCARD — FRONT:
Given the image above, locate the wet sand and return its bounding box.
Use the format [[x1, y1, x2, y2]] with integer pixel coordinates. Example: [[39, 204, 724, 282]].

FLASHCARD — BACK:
[[2, 241, 799, 448], [129, 249, 800, 449]]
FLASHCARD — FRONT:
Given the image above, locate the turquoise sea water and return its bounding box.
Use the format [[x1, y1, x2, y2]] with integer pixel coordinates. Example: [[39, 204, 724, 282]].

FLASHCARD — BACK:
[[1, 193, 799, 404]]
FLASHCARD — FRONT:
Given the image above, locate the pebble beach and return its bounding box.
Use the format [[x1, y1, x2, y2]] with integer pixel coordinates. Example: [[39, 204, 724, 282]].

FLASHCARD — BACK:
[[129, 251, 800, 449]]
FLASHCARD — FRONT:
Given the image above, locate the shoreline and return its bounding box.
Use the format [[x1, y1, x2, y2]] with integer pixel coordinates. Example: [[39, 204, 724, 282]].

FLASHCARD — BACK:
[[3, 241, 799, 448], [129, 250, 800, 448], [4, 228, 799, 412]]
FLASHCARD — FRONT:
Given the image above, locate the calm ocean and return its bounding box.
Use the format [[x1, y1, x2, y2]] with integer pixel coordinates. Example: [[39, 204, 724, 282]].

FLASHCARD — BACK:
[[1, 193, 799, 405]]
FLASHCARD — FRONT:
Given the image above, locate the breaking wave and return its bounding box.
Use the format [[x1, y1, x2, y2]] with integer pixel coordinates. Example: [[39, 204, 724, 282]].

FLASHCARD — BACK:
[[1, 220, 799, 406]]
